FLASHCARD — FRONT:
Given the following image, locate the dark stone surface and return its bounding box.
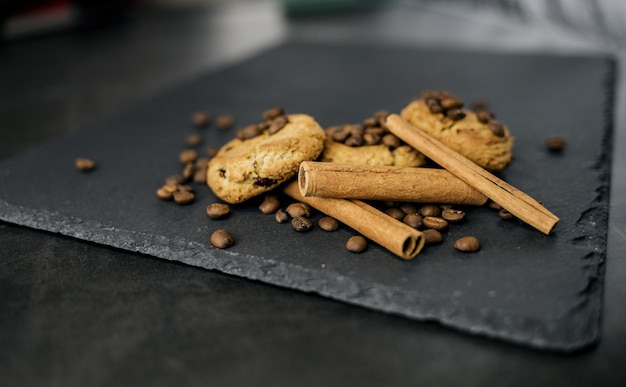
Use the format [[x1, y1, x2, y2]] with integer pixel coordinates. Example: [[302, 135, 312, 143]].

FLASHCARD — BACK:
[[0, 42, 613, 351]]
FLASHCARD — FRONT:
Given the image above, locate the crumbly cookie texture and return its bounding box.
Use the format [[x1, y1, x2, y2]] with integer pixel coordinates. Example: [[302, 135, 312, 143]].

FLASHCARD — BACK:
[[207, 114, 325, 204], [321, 138, 425, 167], [401, 98, 514, 172]]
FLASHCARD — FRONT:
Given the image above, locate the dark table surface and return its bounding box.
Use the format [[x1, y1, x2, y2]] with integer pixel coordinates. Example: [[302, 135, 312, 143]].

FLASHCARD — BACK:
[[2, 1, 625, 386]]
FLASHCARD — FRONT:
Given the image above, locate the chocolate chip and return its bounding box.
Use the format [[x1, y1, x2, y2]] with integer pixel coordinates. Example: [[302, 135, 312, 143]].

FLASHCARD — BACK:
[[382, 134, 401, 148], [446, 108, 466, 121], [363, 132, 381, 145], [259, 195, 281, 214], [262, 107, 284, 121], [206, 203, 230, 219], [427, 99, 444, 114], [329, 126, 350, 142], [476, 110, 492, 124], [454, 236, 480, 252], [363, 117, 378, 127], [344, 135, 364, 147], [440, 97, 464, 110], [488, 121, 505, 137], [237, 124, 262, 140], [253, 177, 277, 187], [210, 229, 234, 249]]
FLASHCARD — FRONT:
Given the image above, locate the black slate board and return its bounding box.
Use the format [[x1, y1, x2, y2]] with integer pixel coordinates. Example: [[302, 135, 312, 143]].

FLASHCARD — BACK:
[[0, 42, 613, 352]]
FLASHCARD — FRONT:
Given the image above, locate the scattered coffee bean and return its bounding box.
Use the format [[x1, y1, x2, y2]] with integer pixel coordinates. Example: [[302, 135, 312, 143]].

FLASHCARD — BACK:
[[186, 133, 203, 147], [403, 213, 423, 229], [446, 108, 466, 121], [318, 216, 339, 232], [345, 135, 364, 147], [177, 184, 194, 192], [259, 195, 281, 214], [165, 175, 184, 185], [193, 169, 207, 184], [385, 207, 406, 221], [346, 236, 367, 253], [75, 157, 96, 172], [237, 124, 261, 140], [162, 183, 178, 194], [545, 136, 566, 151], [488, 121, 505, 137], [423, 216, 448, 231], [454, 236, 480, 252], [275, 209, 289, 223], [382, 134, 401, 148], [363, 117, 378, 127], [215, 114, 234, 129], [419, 204, 441, 217], [363, 132, 381, 145], [211, 229, 234, 249], [206, 203, 230, 219], [286, 202, 312, 218], [206, 146, 219, 158], [329, 126, 350, 142], [195, 157, 210, 168], [172, 190, 195, 204], [423, 229, 443, 245], [441, 208, 465, 223], [262, 107, 285, 121], [179, 149, 198, 164], [498, 208, 514, 220], [267, 115, 288, 135], [488, 201, 502, 210], [192, 112, 210, 127], [399, 203, 418, 215], [182, 163, 195, 181], [156, 187, 173, 200], [291, 216, 313, 232], [440, 97, 463, 110]]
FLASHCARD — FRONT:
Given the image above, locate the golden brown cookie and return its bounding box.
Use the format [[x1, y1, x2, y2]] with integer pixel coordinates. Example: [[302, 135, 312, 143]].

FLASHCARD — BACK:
[[401, 92, 513, 172], [207, 114, 325, 204]]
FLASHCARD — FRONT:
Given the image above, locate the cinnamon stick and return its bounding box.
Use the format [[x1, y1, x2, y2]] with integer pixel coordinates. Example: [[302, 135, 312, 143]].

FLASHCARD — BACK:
[[299, 161, 488, 205], [283, 181, 424, 259], [386, 114, 559, 235]]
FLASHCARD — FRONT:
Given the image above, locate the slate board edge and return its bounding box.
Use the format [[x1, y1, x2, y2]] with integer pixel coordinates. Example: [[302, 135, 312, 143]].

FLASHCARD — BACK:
[[0, 199, 598, 352]]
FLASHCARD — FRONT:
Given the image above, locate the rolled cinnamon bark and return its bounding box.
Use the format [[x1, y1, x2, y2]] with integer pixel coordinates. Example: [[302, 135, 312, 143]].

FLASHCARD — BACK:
[[386, 114, 559, 235], [283, 181, 424, 259], [299, 161, 488, 205]]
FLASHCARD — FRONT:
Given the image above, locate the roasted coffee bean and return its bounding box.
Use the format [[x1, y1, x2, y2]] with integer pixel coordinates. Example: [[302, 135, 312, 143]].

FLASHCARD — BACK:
[[363, 132, 381, 145], [488, 121, 505, 137], [328, 126, 349, 142], [162, 183, 179, 194], [454, 236, 480, 252], [318, 216, 339, 232], [179, 149, 198, 164], [403, 213, 423, 229], [237, 124, 262, 140], [498, 208, 514, 220], [385, 207, 405, 221], [363, 117, 378, 127], [183, 163, 195, 181], [423, 216, 448, 231], [291, 216, 313, 232], [374, 110, 390, 120], [286, 203, 312, 218], [346, 236, 367, 253], [382, 134, 401, 148], [419, 204, 441, 217], [156, 187, 173, 200], [173, 190, 195, 205], [275, 209, 289, 223], [345, 135, 364, 147], [262, 107, 284, 121], [267, 115, 288, 135], [423, 229, 443, 245], [365, 127, 386, 136], [399, 203, 418, 214], [178, 184, 194, 192], [476, 110, 492, 124], [195, 157, 210, 168], [193, 169, 207, 184], [440, 97, 464, 110], [165, 175, 184, 185], [259, 195, 281, 214], [206, 146, 219, 158], [215, 114, 234, 129], [206, 203, 230, 219], [446, 108, 466, 121], [211, 229, 234, 249], [488, 201, 502, 210], [192, 112, 211, 127], [186, 133, 203, 147], [545, 136, 566, 151], [427, 99, 444, 114], [75, 157, 96, 172], [442, 208, 465, 223]]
